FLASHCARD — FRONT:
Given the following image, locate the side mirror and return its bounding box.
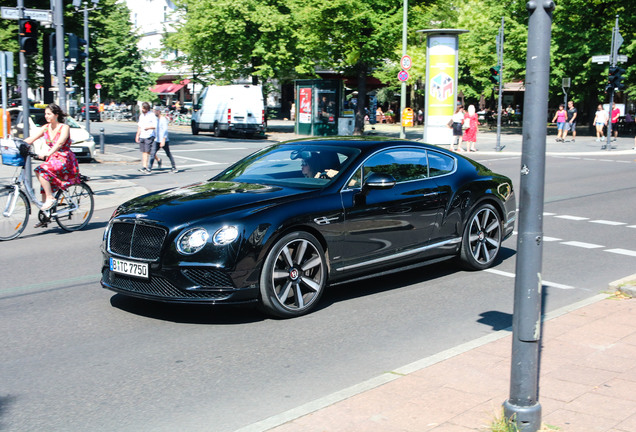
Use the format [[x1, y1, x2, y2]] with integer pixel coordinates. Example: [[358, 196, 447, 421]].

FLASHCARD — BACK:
[[364, 173, 396, 190]]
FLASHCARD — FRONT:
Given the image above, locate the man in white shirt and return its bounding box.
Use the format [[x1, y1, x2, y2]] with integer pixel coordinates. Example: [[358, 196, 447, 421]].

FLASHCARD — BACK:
[[148, 106, 178, 173], [135, 102, 157, 173]]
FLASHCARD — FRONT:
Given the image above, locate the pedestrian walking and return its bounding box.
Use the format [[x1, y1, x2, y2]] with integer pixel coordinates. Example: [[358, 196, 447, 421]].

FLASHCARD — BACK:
[[563, 100, 577, 142], [551, 104, 567, 142], [610, 103, 620, 141], [449, 105, 465, 152], [593, 104, 608, 141], [463, 104, 479, 152], [148, 106, 178, 173], [135, 102, 157, 174]]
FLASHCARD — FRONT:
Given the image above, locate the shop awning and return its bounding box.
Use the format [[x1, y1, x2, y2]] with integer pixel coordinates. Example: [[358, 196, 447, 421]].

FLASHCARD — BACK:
[[150, 83, 185, 95]]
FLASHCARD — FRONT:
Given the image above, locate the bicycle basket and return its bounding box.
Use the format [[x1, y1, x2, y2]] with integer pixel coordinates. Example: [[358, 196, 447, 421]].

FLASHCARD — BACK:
[[1, 139, 26, 167]]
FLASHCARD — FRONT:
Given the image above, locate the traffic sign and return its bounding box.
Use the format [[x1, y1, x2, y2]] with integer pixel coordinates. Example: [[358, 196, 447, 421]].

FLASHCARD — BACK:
[[398, 70, 409, 82], [95, 83, 102, 89], [1, 7, 52, 23], [400, 55, 412, 70]]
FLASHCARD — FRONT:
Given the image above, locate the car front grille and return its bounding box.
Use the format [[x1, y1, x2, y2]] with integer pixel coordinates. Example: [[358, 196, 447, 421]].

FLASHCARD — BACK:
[[102, 269, 231, 301], [109, 221, 167, 261], [181, 268, 235, 288]]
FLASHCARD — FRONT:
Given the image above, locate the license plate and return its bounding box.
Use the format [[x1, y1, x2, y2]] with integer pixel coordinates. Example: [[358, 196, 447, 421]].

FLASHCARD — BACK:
[[110, 257, 149, 279]]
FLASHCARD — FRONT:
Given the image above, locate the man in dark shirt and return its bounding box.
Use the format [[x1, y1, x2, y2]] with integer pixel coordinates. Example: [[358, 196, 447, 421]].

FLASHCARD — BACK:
[[563, 100, 578, 142]]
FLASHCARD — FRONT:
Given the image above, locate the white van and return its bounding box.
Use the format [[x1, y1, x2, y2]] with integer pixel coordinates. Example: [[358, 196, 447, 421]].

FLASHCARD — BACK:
[[191, 84, 265, 137]]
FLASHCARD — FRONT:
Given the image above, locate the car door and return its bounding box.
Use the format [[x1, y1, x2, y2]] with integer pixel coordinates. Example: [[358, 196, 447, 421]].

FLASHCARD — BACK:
[[335, 148, 445, 274]]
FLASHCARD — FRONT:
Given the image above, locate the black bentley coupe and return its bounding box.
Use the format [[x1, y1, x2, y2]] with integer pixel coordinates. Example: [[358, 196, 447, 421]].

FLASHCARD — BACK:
[[101, 137, 516, 318]]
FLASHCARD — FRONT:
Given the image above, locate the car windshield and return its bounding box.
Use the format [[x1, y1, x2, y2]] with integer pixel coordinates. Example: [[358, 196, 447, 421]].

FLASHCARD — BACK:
[[215, 144, 360, 188]]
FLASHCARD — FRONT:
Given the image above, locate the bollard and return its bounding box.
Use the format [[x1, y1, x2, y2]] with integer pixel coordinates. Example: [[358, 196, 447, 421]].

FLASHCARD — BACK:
[[100, 128, 105, 154]]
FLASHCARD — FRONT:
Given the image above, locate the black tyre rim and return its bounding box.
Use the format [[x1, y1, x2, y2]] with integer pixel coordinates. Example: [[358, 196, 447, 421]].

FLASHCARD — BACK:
[[467, 206, 501, 265], [269, 238, 324, 312]]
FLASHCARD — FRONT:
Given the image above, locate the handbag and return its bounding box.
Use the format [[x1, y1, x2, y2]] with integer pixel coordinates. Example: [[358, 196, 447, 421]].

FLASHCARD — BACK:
[[462, 117, 471, 130], [447, 119, 453, 128]]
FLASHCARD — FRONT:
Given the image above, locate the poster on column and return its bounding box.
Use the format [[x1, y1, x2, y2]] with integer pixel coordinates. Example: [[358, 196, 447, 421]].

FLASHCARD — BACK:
[[299, 88, 312, 123], [427, 36, 457, 119]]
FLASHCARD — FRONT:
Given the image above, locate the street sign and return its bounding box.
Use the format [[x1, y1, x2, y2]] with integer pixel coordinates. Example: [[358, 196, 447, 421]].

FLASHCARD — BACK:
[[1, 51, 14, 78], [398, 70, 409, 82], [95, 83, 102, 89], [400, 55, 412, 70], [591, 54, 628, 64], [1, 7, 53, 23]]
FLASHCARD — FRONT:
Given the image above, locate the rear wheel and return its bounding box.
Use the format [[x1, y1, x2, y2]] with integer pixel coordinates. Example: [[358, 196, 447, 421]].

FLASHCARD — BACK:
[[0, 188, 29, 241], [259, 232, 327, 318], [459, 203, 502, 270], [54, 182, 94, 232]]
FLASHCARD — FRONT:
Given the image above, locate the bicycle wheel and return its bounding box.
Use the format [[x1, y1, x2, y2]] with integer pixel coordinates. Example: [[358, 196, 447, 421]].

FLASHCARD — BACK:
[[54, 182, 94, 232], [0, 187, 30, 241]]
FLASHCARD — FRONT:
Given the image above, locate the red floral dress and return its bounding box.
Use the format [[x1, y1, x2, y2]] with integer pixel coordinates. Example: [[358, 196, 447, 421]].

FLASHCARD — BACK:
[[462, 113, 479, 142], [34, 126, 81, 193]]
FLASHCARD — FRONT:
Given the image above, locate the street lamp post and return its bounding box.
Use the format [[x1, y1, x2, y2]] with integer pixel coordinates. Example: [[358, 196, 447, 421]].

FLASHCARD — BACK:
[[73, 0, 98, 133]]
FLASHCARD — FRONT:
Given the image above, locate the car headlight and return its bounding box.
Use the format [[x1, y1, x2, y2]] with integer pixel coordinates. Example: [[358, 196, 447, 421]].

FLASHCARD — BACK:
[[213, 226, 239, 245], [177, 228, 210, 254]]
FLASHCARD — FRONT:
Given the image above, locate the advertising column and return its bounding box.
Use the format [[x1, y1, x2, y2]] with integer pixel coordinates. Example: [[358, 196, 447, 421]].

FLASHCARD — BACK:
[[417, 29, 468, 145]]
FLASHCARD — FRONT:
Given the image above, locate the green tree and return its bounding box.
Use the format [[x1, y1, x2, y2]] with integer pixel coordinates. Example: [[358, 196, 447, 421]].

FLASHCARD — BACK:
[[166, 0, 307, 86], [292, 0, 403, 134]]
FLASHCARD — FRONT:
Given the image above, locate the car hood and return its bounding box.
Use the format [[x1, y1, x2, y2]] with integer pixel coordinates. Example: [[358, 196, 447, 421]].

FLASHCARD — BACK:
[[114, 181, 314, 226]]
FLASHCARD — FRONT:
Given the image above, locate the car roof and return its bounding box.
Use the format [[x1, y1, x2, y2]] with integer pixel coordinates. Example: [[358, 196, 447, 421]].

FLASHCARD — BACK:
[[279, 137, 440, 153]]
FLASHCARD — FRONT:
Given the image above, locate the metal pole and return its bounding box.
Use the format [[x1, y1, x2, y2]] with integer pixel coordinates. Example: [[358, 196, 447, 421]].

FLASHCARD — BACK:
[[99, 127, 104, 153], [604, 15, 619, 151], [399, 0, 408, 139], [1, 54, 8, 141], [84, 3, 90, 133], [495, 17, 504, 151], [503, 1, 554, 431], [17, 0, 33, 191], [54, 0, 66, 111]]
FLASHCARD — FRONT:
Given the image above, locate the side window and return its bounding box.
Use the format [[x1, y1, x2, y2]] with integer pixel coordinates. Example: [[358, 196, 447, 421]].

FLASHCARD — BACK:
[[364, 149, 429, 183], [428, 151, 455, 177]]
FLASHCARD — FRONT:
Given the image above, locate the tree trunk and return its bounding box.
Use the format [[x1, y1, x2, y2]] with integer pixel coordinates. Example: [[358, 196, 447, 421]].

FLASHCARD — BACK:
[[354, 63, 368, 136]]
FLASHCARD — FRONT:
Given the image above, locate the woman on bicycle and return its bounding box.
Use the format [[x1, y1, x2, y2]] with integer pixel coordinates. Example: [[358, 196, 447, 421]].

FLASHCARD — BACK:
[[23, 103, 81, 211]]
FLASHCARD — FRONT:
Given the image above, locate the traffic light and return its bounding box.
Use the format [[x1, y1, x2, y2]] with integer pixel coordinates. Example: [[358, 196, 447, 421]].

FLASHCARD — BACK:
[[489, 66, 500, 84], [67, 33, 88, 65], [19, 18, 39, 55], [608, 66, 626, 92]]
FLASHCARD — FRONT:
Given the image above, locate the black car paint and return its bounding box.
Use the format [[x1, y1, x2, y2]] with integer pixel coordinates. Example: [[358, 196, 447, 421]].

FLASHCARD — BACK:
[[101, 138, 515, 312]]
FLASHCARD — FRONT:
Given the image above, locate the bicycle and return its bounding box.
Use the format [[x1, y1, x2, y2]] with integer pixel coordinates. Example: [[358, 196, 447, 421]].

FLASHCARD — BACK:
[[0, 139, 95, 241]]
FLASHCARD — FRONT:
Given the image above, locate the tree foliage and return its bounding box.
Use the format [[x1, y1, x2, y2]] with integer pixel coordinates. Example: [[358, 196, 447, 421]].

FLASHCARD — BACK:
[[166, 0, 307, 85], [0, 0, 155, 104]]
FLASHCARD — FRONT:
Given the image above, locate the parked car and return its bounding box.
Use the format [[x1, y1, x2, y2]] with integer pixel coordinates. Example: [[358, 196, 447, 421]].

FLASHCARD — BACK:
[[78, 104, 101, 122], [9, 107, 96, 161], [100, 137, 516, 318]]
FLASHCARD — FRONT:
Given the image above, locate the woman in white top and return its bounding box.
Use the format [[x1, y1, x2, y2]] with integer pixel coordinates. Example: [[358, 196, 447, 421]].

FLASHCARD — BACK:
[[593, 104, 608, 141]]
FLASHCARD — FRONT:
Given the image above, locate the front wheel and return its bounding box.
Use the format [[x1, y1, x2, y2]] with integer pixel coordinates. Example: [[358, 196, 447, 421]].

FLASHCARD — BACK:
[[54, 182, 94, 232], [0, 188, 30, 241], [459, 203, 502, 270], [259, 232, 327, 318]]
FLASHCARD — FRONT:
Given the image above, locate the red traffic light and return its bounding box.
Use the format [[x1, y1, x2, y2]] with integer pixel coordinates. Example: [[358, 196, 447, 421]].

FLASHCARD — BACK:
[[18, 19, 39, 55]]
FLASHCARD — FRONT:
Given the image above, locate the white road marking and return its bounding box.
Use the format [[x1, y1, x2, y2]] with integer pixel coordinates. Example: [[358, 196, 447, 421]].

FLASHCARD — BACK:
[[589, 220, 627, 226], [560, 241, 604, 249], [555, 215, 589, 221], [543, 236, 562, 242], [604, 248, 636, 257], [543, 212, 556, 216], [484, 269, 574, 289]]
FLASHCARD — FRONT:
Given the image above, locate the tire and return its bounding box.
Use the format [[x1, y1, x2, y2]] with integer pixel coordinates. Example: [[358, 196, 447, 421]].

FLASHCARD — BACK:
[[54, 182, 94, 232], [459, 203, 502, 270], [0, 188, 29, 241], [213, 122, 221, 137], [191, 120, 199, 135], [259, 232, 327, 318]]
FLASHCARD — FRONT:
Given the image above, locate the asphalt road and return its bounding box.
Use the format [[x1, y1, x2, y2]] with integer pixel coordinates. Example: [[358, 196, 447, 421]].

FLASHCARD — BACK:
[[1, 122, 635, 431]]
